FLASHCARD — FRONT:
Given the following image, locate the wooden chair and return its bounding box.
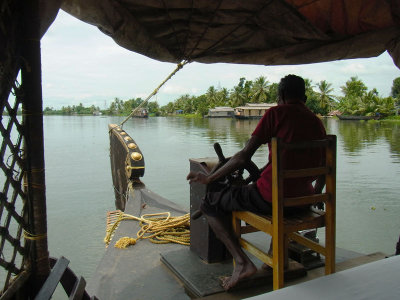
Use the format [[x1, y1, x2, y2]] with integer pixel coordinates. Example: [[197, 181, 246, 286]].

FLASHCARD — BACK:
[[232, 135, 336, 290], [34, 257, 97, 300]]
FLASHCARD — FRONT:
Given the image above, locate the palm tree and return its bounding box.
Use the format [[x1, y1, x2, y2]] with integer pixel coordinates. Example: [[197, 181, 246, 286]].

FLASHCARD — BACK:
[[304, 79, 325, 114], [267, 83, 279, 103], [175, 94, 192, 113], [341, 76, 367, 98], [229, 85, 245, 107], [250, 76, 269, 103], [391, 77, 400, 98], [206, 86, 217, 107], [391, 77, 400, 106], [337, 95, 363, 116], [216, 87, 229, 106], [164, 102, 175, 114], [304, 78, 314, 95], [243, 80, 253, 104], [316, 80, 335, 115]]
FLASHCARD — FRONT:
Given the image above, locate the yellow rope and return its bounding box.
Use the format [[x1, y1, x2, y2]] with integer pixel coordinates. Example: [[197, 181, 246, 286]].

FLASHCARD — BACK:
[[23, 230, 47, 241], [104, 211, 190, 249]]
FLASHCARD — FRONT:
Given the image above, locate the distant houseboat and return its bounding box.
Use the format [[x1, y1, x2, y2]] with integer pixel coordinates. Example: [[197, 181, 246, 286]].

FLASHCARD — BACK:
[[133, 108, 149, 118], [337, 115, 377, 120], [234, 103, 276, 119], [207, 106, 234, 118]]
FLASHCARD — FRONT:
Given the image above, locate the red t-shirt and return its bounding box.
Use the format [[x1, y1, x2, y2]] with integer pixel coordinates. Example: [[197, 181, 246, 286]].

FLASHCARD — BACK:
[[252, 102, 326, 202]]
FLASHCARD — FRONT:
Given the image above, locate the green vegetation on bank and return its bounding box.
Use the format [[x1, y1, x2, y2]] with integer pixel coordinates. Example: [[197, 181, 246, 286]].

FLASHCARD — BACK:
[[43, 76, 400, 118], [381, 115, 400, 122]]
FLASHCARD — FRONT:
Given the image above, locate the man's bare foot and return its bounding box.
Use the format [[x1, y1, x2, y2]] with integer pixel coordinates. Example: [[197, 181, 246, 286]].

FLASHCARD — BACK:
[[220, 260, 257, 291]]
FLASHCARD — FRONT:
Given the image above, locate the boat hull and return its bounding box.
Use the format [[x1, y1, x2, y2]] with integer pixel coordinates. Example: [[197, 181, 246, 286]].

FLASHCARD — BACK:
[[337, 115, 377, 120], [234, 115, 263, 119]]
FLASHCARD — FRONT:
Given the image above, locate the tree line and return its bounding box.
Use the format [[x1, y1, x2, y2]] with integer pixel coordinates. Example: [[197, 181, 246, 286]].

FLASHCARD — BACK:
[[43, 76, 400, 117]]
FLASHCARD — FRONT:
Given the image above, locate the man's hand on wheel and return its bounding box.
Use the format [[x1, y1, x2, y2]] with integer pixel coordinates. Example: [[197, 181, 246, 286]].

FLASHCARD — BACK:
[[186, 171, 210, 185]]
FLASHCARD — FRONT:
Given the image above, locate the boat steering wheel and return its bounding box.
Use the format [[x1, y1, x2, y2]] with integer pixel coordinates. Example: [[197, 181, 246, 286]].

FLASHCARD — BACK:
[[191, 143, 261, 220], [212, 142, 261, 185]]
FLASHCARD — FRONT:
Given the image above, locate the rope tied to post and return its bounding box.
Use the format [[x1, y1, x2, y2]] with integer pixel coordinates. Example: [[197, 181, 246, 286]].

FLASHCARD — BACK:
[[104, 211, 190, 249], [23, 230, 47, 241]]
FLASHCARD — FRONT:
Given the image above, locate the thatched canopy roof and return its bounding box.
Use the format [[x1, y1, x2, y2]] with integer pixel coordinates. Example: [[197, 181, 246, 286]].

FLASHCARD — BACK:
[[41, 0, 400, 69]]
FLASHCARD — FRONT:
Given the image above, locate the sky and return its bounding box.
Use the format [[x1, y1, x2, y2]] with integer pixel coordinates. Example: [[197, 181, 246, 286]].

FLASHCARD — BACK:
[[41, 10, 400, 110]]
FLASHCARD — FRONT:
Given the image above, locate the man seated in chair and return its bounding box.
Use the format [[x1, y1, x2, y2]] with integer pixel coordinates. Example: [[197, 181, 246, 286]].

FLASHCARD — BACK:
[[186, 74, 326, 290]]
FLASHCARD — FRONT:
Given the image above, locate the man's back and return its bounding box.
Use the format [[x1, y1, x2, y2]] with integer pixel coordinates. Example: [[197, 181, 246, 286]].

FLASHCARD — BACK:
[[252, 102, 326, 202]]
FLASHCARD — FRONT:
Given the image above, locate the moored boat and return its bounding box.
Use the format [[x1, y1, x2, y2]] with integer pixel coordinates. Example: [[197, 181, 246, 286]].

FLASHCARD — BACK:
[[132, 108, 149, 118], [234, 103, 276, 119], [337, 115, 378, 120]]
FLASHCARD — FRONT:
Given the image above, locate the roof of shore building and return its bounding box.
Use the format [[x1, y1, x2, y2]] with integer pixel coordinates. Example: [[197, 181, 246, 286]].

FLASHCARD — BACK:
[[209, 107, 235, 112], [236, 103, 278, 110]]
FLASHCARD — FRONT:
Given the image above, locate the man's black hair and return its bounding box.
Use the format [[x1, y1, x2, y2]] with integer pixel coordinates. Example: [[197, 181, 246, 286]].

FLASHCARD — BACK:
[[278, 74, 307, 102]]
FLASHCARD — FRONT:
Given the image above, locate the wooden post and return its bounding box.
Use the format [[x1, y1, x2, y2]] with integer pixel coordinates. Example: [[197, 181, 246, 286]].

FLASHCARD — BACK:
[[324, 135, 336, 274], [271, 138, 284, 290], [21, 0, 51, 295]]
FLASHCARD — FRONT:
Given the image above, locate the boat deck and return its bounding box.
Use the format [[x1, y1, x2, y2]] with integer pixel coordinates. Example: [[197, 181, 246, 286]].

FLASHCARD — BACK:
[[87, 187, 388, 299], [247, 254, 400, 300]]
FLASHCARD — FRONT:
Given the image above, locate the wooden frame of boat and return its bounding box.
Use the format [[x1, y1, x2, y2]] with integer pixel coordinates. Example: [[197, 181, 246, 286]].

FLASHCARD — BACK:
[[1, 1, 399, 299]]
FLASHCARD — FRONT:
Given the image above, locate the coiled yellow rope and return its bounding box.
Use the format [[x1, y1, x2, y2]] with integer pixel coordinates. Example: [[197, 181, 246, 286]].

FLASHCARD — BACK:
[[104, 211, 190, 249]]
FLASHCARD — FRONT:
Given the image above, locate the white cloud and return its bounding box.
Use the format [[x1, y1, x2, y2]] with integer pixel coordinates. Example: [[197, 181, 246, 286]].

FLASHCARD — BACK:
[[41, 10, 400, 109], [340, 63, 367, 74], [162, 84, 194, 95]]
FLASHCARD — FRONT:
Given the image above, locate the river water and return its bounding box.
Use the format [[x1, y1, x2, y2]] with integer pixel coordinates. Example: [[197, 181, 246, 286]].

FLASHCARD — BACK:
[[41, 116, 400, 282]]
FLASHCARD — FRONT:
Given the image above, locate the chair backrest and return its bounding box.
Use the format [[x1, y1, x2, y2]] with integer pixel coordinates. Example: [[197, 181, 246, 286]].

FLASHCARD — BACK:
[[270, 134, 337, 224], [232, 135, 337, 290]]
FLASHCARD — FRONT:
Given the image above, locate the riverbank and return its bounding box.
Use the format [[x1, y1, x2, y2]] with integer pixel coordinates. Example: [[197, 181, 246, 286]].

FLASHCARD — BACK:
[[39, 111, 400, 122], [381, 115, 400, 122]]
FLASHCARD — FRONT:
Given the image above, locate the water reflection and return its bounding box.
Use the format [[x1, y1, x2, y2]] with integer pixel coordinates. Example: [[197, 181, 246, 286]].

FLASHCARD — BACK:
[[323, 118, 400, 162], [185, 117, 400, 162]]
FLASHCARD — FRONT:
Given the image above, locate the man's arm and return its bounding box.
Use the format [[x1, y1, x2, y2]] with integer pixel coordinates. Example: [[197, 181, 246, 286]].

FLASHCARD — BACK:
[[187, 135, 263, 185]]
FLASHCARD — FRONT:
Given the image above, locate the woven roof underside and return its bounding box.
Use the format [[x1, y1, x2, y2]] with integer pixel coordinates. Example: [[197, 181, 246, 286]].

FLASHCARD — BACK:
[[43, 0, 400, 68]]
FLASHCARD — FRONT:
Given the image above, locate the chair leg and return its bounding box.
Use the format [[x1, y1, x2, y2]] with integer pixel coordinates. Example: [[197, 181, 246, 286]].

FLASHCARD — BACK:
[[272, 235, 285, 290], [325, 202, 336, 275], [269, 237, 289, 269], [232, 214, 241, 238], [325, 224, 335, 274], [232, 214, 241, 267], [284, 236, 289, 269]]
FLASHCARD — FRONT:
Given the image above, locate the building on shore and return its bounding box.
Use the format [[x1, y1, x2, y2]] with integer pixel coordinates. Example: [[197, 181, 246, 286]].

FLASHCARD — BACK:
[[234, 103, 276, 119], [207, 106, 234, 118]]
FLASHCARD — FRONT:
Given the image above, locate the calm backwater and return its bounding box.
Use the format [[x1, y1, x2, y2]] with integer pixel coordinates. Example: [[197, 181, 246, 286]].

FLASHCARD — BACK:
[[42, 116, 400, 282]]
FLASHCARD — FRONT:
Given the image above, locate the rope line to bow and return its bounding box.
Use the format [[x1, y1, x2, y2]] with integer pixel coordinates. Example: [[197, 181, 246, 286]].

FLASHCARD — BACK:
[[118, 60, 189, 128]]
